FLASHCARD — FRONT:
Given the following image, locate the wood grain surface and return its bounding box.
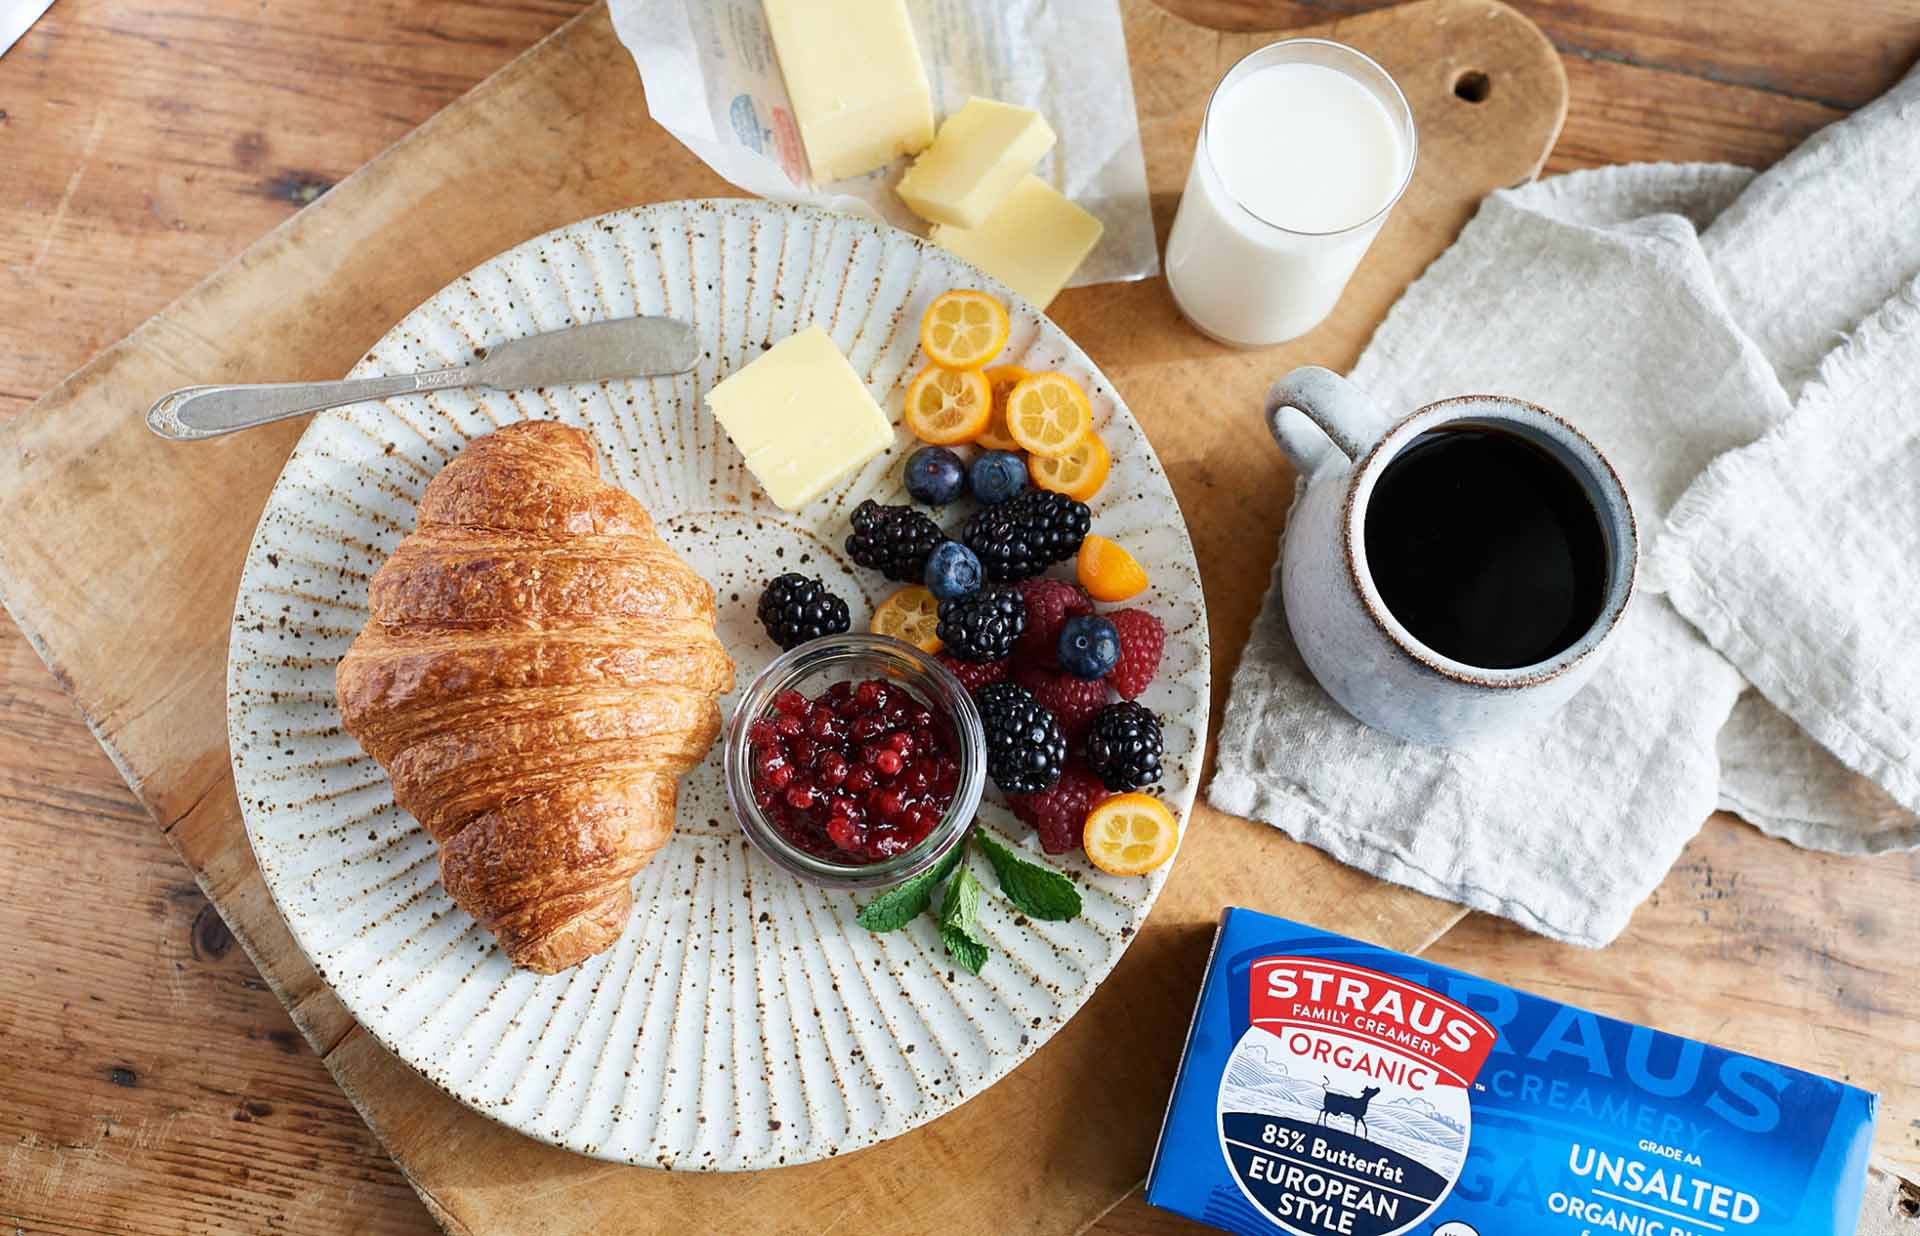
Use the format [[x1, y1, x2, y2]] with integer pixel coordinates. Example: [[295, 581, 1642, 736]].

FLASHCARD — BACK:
[[1, 1, 1916, 1234]]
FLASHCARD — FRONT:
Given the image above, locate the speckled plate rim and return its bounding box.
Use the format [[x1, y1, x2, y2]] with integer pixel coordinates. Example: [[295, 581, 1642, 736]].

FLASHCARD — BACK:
[[226, 198, 1211, 1168]]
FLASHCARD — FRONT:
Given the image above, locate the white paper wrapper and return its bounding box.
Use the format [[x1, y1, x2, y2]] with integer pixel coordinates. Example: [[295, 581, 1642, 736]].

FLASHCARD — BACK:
[[608, 0, 1160, 290]]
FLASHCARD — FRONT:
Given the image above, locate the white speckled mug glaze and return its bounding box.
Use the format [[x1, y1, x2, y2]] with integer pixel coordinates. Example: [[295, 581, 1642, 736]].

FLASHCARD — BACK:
[[1268, 367, 1637, 745]]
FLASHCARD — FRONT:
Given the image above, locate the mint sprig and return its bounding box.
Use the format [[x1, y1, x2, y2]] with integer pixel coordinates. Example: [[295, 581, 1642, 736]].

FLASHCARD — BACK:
[[975, 831, 1083, 921], [938, 866, 989, 974], [854, 843, 964, 932], [852, 825, 1085, 974]]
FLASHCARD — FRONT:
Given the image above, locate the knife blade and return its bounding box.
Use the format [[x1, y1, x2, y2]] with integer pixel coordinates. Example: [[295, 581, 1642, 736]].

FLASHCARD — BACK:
[[146, 314, 702, 441], [471, 316, 701, 390]]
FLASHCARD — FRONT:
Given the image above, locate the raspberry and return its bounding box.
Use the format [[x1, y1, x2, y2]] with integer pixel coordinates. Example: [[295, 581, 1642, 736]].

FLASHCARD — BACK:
[[937, 652, 1010, 693], [1013, 578, 1092, 667], [1108, 608, 1166, 700], [1014, 666, 1109, 741], [1007, 759, 1109, 854]]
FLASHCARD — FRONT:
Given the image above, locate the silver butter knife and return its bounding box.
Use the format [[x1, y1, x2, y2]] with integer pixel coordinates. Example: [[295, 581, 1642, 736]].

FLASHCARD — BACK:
[[145, 315, 700, 441]]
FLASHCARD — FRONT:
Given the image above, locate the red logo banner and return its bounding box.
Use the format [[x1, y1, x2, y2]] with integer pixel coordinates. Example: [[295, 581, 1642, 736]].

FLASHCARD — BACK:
[[1248, 957, 1497, 1090]]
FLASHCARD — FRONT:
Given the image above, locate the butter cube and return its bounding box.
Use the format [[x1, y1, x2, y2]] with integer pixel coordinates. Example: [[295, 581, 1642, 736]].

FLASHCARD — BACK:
[[896, 98, 1057, 228], [705, 326, 894, 510], [931, 175, 1104, 308], [764, 0, 934, 182]]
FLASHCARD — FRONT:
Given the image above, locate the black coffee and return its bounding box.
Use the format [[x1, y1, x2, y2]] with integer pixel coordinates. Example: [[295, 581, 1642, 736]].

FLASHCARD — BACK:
[[1363, 427, 1608, 670]]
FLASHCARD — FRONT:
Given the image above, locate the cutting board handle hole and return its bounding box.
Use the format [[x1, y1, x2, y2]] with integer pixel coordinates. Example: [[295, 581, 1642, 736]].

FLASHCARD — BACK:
[[1453, 69, 1492, 103]]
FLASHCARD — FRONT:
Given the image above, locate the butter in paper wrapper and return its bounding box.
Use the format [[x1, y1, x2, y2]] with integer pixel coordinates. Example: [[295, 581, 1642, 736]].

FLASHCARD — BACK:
[[608, 0, 1158, 291]]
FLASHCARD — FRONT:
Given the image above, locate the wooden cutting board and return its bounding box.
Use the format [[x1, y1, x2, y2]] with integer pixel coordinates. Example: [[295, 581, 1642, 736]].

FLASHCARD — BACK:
[[0, 2, 1563, 1232]]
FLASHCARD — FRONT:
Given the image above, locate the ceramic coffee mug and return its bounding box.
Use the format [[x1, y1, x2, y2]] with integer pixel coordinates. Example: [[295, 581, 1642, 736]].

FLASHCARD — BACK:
[[1267, 367, 1637, 745]]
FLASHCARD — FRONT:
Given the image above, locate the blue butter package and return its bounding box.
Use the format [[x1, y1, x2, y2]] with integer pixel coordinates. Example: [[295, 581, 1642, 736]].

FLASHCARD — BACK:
[[1147, 909, 1876, 1236]]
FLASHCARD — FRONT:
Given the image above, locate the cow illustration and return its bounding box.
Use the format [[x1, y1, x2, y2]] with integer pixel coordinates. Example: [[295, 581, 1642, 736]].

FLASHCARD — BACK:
[[1316, 1077, 1381, 1138]]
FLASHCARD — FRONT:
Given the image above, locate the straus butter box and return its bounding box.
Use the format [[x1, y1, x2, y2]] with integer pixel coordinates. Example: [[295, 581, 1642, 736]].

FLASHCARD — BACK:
[[1146, 909, 1876, 1236]]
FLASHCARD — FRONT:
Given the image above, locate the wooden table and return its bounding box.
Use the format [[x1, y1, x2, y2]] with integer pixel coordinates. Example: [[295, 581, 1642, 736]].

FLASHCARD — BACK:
[[2, 3, 1917, 1233]]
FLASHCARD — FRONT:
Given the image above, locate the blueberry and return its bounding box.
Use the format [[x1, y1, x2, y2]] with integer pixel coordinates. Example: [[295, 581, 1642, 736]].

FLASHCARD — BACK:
[[969, 450, 1027, 506], [905, 446, 967, 506], [1058, 614, 1121, 680], [924, 541, 984, 601]]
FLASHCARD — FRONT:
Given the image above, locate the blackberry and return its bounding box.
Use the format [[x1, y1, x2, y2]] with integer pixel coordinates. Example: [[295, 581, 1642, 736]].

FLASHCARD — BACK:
[[846, 500, 947, 583], [936, 585, 1026, 662], [756, 574, 851, 650], [1084, 701, 1163, 792], [962, 489, 1091, 582], [976, 682, 1067, 794]]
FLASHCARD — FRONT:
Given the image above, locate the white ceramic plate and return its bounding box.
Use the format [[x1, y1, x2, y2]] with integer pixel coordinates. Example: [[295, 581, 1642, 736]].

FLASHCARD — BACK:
[[229, 199, 1209, 1169]]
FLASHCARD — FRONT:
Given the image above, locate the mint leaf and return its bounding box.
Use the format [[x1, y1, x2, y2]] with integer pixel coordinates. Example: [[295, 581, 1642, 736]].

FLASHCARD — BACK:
[[939, 863, 982, 935], [938, 865, 988, 974], [855, 844, 964, 932], [976, 831, 1082, 922], [941, 925, 988, 974]]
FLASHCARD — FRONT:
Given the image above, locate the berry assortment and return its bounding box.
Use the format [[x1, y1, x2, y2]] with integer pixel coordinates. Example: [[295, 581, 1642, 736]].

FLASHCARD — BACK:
[[747, 286, 1180, 882], [747, 681, 961, 865]]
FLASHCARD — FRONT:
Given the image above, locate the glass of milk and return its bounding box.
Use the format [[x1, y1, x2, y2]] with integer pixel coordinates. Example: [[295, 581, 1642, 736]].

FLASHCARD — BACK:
[[1166, 40, 1417, 348]]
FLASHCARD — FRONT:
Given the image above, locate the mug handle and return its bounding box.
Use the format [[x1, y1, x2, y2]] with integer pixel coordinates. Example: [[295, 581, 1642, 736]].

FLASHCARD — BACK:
[[1265, 367, 1395, 477]]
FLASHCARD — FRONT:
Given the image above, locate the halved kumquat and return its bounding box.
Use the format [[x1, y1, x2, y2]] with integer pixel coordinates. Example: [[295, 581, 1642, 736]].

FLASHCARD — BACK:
[[1005, 371, 1092, 458], [1083, 793, 1178, 875], [904, 364, 992, 444], [920, 289, 1010, 370], [976, 364, 1031, 452], [1029, 431, 1110, 502], [870, 585, 944, 653]]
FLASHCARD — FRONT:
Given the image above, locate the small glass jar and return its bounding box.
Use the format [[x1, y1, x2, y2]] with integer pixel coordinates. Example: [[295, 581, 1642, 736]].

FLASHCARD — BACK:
[[724, 634, 986, 891]]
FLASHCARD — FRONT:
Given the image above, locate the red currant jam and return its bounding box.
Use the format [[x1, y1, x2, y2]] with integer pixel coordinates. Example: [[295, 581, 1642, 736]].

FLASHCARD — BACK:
[[748, 678, 961, 864]]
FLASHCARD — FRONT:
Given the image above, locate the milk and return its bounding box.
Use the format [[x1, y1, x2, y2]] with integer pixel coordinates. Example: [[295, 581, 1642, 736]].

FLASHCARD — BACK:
[[1166, 43, 1414, 347]]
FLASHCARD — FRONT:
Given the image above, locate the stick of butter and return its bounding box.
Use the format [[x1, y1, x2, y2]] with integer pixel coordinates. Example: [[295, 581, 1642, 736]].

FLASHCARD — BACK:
[[705, 326, 894, 511], [931, 175, 1104, 309], [763, 0, 934, 183], [896, 98, 1057, 229]]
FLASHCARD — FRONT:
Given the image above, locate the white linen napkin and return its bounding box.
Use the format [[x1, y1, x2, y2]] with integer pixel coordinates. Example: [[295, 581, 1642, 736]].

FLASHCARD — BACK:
[[1210, 65, 1920, 945]]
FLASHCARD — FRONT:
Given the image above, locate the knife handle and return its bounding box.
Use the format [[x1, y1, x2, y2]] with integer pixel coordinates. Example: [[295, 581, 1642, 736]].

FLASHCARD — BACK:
[[144, 367, 474, 441]]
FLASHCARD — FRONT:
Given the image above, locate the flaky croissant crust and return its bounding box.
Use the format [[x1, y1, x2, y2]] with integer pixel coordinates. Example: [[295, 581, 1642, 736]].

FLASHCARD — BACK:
[[336, 420, 733, 974]]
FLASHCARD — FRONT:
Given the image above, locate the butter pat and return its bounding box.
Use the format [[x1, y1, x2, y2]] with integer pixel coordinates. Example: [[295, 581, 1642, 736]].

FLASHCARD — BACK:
[[705, 326, 893, 510], [896, 98, 1057, 228], [932, 176, 1104, 308], [763, 0, 934, 182]]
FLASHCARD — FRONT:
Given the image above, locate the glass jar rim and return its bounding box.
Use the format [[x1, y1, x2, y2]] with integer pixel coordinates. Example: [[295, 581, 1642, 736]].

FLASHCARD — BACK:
[[723, 634, 986, 890]]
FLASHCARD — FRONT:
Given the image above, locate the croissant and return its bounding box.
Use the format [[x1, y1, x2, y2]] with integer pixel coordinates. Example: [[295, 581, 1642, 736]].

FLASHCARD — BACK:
[[335, 420, 734, 974]]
